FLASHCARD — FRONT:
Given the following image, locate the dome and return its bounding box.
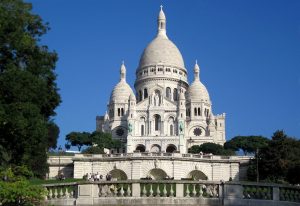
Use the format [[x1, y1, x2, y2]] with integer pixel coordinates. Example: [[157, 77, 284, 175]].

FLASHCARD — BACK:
[[110, 81, 135, 103], [187, 62, 210, 102], [138, 35, 185, 69], [187, 80, 210, 102], [110, 62, 135, 103]]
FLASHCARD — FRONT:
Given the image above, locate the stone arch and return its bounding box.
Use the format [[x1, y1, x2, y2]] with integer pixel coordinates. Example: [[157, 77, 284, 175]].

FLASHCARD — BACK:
[[148, 168, 167, 180], [187, 170, 208, 180], [150, 144, 161, 153], [136, 144, 146, 152], [166, 144, 177, 153], [109, 169, 128, 180]]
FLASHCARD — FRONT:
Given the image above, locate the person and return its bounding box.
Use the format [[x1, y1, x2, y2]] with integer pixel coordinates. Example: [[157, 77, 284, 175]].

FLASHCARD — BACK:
[[96, 172, 100, 181]]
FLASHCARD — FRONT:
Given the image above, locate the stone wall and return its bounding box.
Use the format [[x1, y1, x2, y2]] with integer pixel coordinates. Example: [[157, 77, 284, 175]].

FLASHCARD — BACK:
[[48, 153, 251, 182]]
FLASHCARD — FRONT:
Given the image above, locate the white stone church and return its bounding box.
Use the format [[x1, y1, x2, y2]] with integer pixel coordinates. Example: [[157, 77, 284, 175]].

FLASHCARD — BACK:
[[48, 7, 250, 181], [96, 6, 226, 154]]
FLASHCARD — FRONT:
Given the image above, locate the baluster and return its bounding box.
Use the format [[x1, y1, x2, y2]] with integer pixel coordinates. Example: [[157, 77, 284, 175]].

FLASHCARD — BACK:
[[101, 185, 107, 197], [48, 188, 52, 199], [120, 184, 124, 197], [199, 184, 203, 197], [156, 184, 160, 197], [185, 184, 190, 197], [142, 184, 147, 197], [127, 184, 131, 197], [65, 187, 70, 198], [170, 184, 174, 197], [59, 187, 64, 198], [70, 188, 74, 198], [149, 183, 153, 197], [54, 188, 58, 199], [163, 184, 167, 197], [44, 188, 48, 200], [107, 184, 112, 197], [192, 184, 196, 197]]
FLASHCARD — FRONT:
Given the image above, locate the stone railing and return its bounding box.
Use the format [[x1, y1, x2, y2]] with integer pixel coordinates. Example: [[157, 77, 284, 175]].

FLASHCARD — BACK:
[[73, 152, 251, 161], [44, 180, 300, 206]]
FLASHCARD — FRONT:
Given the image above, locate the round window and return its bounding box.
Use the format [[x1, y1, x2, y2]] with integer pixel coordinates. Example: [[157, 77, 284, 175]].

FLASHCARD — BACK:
[[116, 128, 124, 136], [193, 128, 202, 136]]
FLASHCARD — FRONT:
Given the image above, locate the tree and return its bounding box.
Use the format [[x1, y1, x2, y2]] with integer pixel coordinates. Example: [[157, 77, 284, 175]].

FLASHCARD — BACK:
[[224, 136, 269, 155], [188, 143, 235, 155], [65, 132, 91, 151], [0, 0, 61, 177], [255, 130, 300, 183]]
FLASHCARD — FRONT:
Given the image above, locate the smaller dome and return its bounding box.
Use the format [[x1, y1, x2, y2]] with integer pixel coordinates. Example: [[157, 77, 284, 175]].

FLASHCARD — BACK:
[[187, 62, 210, 102], [187, 81, 210, 102], [110, 62, 135, 103], [110, 81, 134, 103]]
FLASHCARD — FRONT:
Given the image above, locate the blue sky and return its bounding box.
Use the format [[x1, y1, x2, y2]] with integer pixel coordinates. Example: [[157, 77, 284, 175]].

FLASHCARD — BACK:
[[27, 0, 300, 150]]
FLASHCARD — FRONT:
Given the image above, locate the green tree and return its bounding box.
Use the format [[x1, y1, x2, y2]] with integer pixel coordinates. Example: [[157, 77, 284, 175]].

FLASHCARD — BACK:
[[0, 0, 61, 177], [256, 130, 300, 183], [188, 143, 235, 155], [224, 136, 269, 155], [65, 132, 91, 151]]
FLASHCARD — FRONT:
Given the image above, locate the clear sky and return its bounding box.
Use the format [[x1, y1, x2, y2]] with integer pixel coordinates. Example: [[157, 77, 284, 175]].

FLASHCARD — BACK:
[[27, 0, 300, 150]]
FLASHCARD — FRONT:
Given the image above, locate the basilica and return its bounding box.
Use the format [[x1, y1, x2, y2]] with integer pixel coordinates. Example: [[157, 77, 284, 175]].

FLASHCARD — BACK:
[[96, 7, 226, 154]]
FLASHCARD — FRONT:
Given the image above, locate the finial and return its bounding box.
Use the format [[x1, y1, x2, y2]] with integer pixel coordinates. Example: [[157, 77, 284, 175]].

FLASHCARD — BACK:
[[120, 61, 126, 81], [122, 60, 124, 65], [157, 5, 167, 38], [194, 60, 200, 81]]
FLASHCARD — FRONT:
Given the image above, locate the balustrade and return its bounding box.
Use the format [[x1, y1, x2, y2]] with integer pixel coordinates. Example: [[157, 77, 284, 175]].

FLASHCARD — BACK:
[[280, 186, 300, 202], [44, 183, 77, 200], [43, 180, 300, 206], [184, 182, 219, 198]]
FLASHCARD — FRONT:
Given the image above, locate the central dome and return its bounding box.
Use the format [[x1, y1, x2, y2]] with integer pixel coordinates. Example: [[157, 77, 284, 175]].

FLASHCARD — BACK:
[[138, 35, 185, 69]]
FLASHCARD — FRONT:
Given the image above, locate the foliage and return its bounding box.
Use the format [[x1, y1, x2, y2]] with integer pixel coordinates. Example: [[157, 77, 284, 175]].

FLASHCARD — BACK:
[[189, 143, 235, 155], [65, 132, 90, 151], [247, 130, 300, 184], [65, 131, 123, 153], [224, 135, 269, 155], [0, 167, 45, 206], [0, 180, 46, 206], [0, 0, 61, 177]]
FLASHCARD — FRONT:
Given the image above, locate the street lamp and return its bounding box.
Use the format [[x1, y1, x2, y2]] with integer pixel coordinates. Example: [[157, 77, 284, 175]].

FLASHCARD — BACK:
[[58, 145, 62, 176], [256, 148, 259, 182]]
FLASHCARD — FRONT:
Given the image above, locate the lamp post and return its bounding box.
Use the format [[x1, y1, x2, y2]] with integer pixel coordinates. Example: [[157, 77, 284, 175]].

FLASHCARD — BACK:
[[58, 145, 62, 175], [256, 148, 259, 182]]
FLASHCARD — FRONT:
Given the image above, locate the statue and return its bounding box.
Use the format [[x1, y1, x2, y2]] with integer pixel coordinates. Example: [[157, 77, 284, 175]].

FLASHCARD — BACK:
[[179, 121, 184, 134], [128, 122, 133, 134], [154, 93, 160, 106]]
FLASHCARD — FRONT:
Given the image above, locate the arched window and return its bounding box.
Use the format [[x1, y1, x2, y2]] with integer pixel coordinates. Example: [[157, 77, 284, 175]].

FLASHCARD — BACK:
[[118, 108, 121, 116], [154, 114, 161, 131], [121, 108, 124, 116], [170, 124, 173, 136], [194, 108, 197, 116], [144, 88, 148, 99], [139, 90, 142, 101], [166, 87, 171, 99], [141, 125, 144, 136], [198, 108, 201, 116], [173, 88, 178, 101]]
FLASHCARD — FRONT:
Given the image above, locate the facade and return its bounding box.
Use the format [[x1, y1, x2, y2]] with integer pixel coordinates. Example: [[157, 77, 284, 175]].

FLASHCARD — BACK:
[[96, 7, 225, 154]]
